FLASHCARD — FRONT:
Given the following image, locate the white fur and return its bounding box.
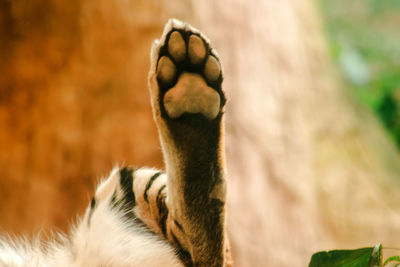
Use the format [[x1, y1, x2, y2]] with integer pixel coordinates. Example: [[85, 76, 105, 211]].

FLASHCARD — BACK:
[[0, 168, 183, 267]]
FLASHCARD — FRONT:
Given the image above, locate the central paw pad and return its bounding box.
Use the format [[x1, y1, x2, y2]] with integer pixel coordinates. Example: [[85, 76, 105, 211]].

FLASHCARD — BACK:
[[156, 28, 223, 120], [164, 73, 220, 119]]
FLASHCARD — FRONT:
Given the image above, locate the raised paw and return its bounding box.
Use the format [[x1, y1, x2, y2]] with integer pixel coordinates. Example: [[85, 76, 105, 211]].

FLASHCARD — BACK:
[[148, 20, 229, 266], [154, 20, 225, 120]]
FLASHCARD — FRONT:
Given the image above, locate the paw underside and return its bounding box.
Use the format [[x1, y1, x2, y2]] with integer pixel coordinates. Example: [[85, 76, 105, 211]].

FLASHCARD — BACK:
[[155, 25, 225, 121]]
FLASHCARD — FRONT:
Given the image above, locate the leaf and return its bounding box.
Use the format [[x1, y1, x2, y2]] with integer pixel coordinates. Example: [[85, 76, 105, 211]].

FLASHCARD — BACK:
[[383, 256, 400, 266], [309, 244, 382, 267]]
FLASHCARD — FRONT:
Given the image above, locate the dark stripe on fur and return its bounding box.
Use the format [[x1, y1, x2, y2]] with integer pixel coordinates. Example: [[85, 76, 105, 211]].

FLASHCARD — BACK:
[[156, 184, 166, 201], [111, 191, 117, 205], [156, 184, 168, 237], [144, 172, 162, 203], [88, 197, 97, 226], [171, 231, 193, 267], [90, 197, 96, 209], [174, 220, 185, 233], [119, 167, 135, 207]]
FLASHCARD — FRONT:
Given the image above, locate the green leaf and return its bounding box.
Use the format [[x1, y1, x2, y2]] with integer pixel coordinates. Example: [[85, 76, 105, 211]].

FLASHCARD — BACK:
[[309, 244, 382, 267], [383, 256, 400, 266]]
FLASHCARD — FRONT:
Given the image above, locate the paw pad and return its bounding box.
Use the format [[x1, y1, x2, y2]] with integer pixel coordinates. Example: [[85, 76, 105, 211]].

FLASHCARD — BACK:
[[188, 35, 206, 65], [157, 56, 176, 85], [168, 31, 186, 62], [204, 56, 221, 82], [156, 29, 224, 120], [163, 73, 221, 119]]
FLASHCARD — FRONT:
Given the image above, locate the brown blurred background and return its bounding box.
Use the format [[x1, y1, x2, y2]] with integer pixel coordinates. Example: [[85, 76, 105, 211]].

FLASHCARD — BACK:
[[1, 0, 400, 266]]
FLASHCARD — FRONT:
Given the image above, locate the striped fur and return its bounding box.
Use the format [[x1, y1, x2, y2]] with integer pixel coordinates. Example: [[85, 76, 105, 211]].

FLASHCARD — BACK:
[[0, 19, 231, 267]]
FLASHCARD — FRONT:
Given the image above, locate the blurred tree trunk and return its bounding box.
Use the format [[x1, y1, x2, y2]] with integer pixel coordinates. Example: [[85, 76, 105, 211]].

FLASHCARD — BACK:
[[200, 1, 400, 266], [1, 0, 400, 266]]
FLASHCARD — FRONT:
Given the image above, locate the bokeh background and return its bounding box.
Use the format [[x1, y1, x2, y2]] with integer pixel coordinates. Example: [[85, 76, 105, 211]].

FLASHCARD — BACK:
[[1, 0, 399, 266]]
